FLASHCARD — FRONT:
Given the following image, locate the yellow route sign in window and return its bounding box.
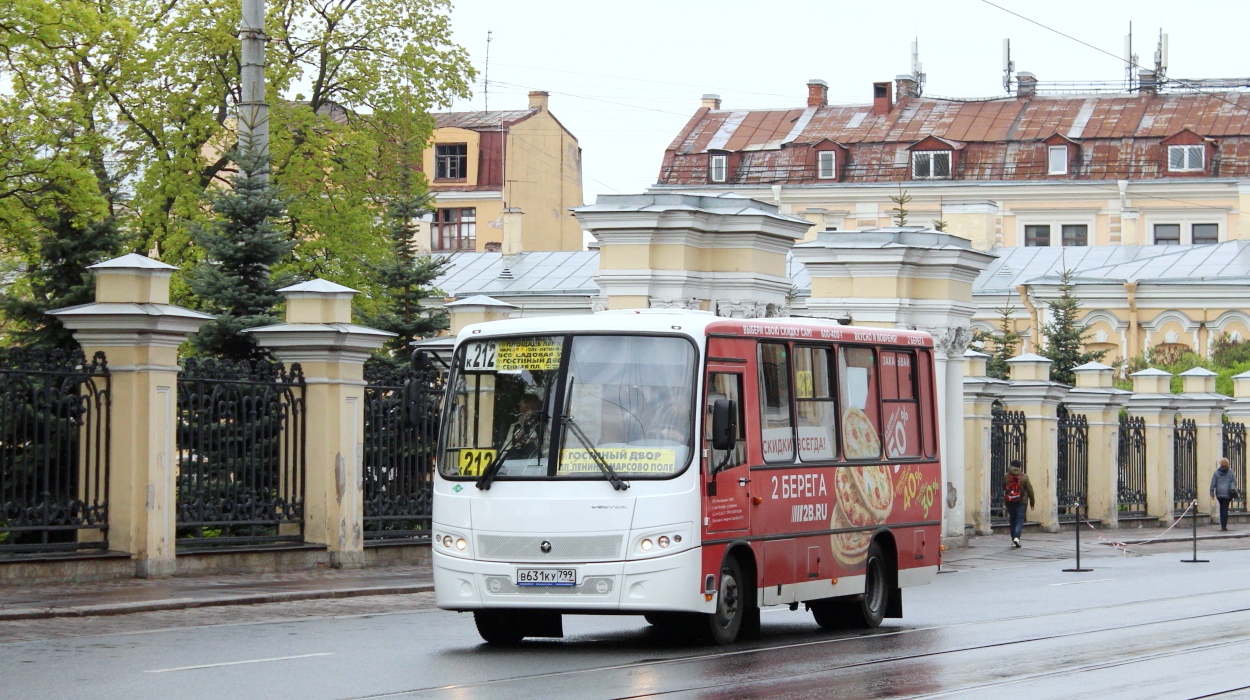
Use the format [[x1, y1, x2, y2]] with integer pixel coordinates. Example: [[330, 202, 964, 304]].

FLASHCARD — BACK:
[[557, 448, 677, 475], [496, 338, 563, 371], [458, 448, 497, 476]]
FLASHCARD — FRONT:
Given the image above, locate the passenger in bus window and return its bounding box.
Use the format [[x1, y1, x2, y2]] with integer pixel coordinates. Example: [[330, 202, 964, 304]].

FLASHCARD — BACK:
[[506, 393, 545, 459], [643, 388, 691, 444]]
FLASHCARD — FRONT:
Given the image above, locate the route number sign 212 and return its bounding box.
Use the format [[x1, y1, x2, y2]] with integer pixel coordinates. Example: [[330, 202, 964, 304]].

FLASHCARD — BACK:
[[463, 342, 497, 371]]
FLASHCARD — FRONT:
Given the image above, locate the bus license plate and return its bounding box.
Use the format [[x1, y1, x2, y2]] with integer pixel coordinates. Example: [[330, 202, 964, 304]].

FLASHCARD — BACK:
[[516, 568, 576, 586]]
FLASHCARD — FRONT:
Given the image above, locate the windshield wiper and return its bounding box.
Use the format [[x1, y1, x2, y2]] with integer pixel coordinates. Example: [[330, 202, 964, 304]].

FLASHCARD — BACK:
[[561, 415, 630, 491], [476, 412, 545, 491]]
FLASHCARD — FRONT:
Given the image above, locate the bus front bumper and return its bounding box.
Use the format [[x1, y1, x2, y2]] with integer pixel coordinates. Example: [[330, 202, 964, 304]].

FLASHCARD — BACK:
[[434, 546, 714, 614]]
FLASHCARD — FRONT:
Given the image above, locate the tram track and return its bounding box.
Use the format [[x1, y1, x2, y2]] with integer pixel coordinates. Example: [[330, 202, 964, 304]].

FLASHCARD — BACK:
[[345, 588, 1250, 699]]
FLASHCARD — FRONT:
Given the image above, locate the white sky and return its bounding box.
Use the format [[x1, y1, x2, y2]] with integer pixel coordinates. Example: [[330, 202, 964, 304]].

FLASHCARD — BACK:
[[444, 0, 1248, 204]]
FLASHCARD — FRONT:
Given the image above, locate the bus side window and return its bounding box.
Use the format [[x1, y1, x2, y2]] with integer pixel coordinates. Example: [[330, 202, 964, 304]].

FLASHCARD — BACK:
[[758, 343, 795, 463], [918, 349, 937, 458], [794, 346, 837, 462], [837, 347, 882, 460], [880, 350, 921, 458], [706, 373, 745, 468]]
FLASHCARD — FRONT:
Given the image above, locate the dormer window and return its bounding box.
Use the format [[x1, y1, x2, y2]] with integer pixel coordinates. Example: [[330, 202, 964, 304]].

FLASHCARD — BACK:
[[1168, 144, 1204, 172], [710, 154, 728, 183], [1048, 146, 1068, 175], [435, 144, 467, 180], [912, 150, 951, 179], [817, 151, 837, 179]]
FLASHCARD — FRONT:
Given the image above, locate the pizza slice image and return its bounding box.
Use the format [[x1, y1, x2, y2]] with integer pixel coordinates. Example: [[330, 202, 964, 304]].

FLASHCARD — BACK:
[[841, 407, 881, 460]]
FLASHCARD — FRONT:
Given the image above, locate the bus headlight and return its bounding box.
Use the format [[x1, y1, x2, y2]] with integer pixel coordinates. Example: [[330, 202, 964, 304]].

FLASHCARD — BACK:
[[629, 524, 693, 559], [442, 535, 453, 548], [455, 538, 467, 550], [640, 539, 653, 552], [658, 536, 670, 549]]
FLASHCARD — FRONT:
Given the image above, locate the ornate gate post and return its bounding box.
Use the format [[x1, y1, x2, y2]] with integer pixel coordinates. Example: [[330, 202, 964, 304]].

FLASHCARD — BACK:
[[963, 350, 1005, 535], [49, 255, 212, 577], [1064, 362, 1130, 527], [1177, 368, 1230, 518], [1127, 368, 1179, 525], [247, 280, 394, 567], [998, 354, 1069, 532]]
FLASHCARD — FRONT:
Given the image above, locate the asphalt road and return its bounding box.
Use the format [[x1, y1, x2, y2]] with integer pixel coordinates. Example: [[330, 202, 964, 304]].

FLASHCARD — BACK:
[[5, 545, 1250, 700]]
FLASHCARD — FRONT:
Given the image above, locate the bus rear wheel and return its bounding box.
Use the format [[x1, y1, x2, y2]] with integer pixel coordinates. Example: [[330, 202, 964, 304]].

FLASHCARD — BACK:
[[705, 557, 749, 645], [810, 541, 891, 630]]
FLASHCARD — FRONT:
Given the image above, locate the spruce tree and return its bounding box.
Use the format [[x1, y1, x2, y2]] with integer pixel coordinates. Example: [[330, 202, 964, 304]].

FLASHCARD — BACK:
[[972, 305, 1020, 380], [0, 189, 127, 351], [187, 146, 293, 361], [367, 189, 449, 356], [1039, 269, 1106, 384], [889, 186, 911, 226]]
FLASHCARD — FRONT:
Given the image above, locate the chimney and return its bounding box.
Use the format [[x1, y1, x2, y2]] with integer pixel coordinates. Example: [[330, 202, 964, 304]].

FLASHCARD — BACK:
[[1138, 69, 1158, 94], [528, 90, 549, 111], [872, 81, 893, 115], [806, 79, 828, 108], [1016, 72, 1037, 98], [701, 93, 722, 110], [501, 207, 524, 257], [895, 74, 919, 99]]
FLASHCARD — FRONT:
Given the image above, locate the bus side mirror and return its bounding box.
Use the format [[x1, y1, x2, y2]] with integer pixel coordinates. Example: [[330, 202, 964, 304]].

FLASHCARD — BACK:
[[403, 379, 422, 427], [711, 399, 737, 452]]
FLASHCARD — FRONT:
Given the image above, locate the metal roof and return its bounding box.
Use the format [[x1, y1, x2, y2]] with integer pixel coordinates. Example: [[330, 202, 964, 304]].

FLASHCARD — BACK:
[[431, 251, 601, 298], [433, 110, 538, 131], [974, 241, 1250, 294]]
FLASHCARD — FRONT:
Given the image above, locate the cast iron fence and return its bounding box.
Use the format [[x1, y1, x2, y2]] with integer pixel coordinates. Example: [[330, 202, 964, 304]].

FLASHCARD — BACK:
[[1225, 421, 1247, 513], [363, 359, 446, 542], [1056, 407, 1089, 520], [1117, 415, 1147, 516], [1173, 416, 1198, 514], [0, 349, 110, 556], [989, 404, 1027, 522], [176, 358, 306, 550]]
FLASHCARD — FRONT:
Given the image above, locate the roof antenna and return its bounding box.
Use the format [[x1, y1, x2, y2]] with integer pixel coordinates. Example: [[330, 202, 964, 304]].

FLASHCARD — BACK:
[[483, 29, 493, 112], [1154, 29, 1169, 86], [1124, 23, 1138, 91], [1002, 38, 1015, 94], [911, 38, 926, 96]]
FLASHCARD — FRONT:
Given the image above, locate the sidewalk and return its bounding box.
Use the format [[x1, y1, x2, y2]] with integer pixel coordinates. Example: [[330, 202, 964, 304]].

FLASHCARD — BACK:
[[0, 564, 432, 621], [3, 525, 1247, 622]]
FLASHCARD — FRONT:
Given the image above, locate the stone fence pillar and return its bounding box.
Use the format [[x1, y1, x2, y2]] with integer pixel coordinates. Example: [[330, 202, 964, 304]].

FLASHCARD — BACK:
[[1064, 362, 1130, 526], [998, 354, 1069, 532], [1177, 368, 1230, 517], [1127, 368, 1179, 523], [247, 280, 394, 567], [962, 350, 1005, 535], [49, 254, 212, 577], [1226, 370, 1250, 424]]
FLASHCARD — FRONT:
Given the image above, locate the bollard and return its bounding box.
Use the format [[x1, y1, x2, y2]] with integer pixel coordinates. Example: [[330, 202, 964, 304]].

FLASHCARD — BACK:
[[1181, 499, 1209, 564], [1063, 500, 1093, 573]]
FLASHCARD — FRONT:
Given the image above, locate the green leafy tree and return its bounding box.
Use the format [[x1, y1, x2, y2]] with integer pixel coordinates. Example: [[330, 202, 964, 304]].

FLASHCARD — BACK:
[[971, 305, 1020, 380], [1039, 270, 1106, 384], [187, 146, 293, 361]]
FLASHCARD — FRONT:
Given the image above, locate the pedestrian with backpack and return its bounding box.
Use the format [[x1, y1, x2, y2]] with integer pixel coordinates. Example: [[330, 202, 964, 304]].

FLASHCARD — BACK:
[[1210, 457, 1241, 531], [1004, 460, 1035, 548]]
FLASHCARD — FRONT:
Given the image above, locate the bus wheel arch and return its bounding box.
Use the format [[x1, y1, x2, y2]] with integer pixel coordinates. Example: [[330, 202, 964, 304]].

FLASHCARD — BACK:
[[707, 542, 759, 644]]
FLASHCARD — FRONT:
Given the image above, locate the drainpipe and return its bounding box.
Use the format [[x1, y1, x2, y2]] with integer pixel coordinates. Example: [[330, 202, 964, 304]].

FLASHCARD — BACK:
[[1016, 284, 1040, 353], [1124, 281, 1139, 357]]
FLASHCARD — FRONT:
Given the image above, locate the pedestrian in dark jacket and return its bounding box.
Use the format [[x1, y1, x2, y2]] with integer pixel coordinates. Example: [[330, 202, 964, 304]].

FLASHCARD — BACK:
[[1005, 460, 1035, 548], [1210, 458, 1240, 531]]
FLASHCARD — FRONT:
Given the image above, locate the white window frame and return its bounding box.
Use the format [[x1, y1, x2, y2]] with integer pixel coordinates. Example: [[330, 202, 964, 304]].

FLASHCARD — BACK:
[[1015, 213, 1096, 248], [1047, 145, 1069, 175], [710, 154, 728, 183], [817, 151, 837, 179], [1146, 214, 1225, 245], [1167, 144, 1205, 172], [911, 150, 951, 180]]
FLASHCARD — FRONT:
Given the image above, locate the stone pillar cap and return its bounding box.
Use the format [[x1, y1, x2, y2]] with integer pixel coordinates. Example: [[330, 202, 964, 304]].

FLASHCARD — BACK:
[[278, 279, 359, 296], [1073, 361, 1112, 372], [1130, 367, 1173, 377], [1007, 352, 1052, 364], [1178, 367, 1218, 377], [964, 349, 991, 359], [446, 295, 519, 309], [88, 253, 179, 271], [1235, 370, 1250, 379]]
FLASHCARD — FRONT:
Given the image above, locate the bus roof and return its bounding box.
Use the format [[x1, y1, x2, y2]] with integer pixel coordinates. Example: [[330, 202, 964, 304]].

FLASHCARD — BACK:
[[457, 310, 934, 348]]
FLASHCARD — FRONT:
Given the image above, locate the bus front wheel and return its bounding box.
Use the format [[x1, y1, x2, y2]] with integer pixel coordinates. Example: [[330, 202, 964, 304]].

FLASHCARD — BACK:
[[474, 610, 525, 645], [706, 557, 749, 645]]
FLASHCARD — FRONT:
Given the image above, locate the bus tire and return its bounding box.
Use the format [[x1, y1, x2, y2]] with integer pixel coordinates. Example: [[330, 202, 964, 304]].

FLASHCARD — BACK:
[[848, 541, 890, 629], [644, 612, 682, 629], [809, 599, 850, 630], [705, 556, 748, 645], [474, 610, 525, 645]]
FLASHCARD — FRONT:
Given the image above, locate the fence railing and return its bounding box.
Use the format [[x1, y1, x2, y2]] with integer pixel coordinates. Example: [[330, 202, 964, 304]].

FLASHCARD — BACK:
[[363, 361, 445, 542], [175, 358, 306, 550], [989, 405, 1027, 522], [1056, 408, 1089, 519], [0, 349, 110, 556], [1117, 415, 1147, 516], [1224, 421, 1247, 513], [1173, 416, 1198, 514]]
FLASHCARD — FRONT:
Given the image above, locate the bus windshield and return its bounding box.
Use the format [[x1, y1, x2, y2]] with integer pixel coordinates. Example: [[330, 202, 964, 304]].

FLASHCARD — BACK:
[[440, 334, 698, 480]]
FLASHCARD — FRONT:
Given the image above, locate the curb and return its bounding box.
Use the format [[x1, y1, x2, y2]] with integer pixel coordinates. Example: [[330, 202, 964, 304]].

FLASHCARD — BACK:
[[0, 583, 434, 622], [1105, 532, 1250, 546]]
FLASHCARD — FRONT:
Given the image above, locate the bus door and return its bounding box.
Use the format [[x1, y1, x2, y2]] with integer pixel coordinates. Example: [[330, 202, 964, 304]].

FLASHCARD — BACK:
[[704, 350, 751, 534]]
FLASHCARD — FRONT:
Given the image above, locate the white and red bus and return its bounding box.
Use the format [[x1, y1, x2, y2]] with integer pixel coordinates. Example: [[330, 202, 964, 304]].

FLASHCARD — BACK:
[[432, 310, 942, 644]]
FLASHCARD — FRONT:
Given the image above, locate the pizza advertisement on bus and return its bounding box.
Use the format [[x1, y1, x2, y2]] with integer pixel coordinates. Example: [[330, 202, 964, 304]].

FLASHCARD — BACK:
[[838, 347, 882, 460], [880, 350, 921, 458]]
